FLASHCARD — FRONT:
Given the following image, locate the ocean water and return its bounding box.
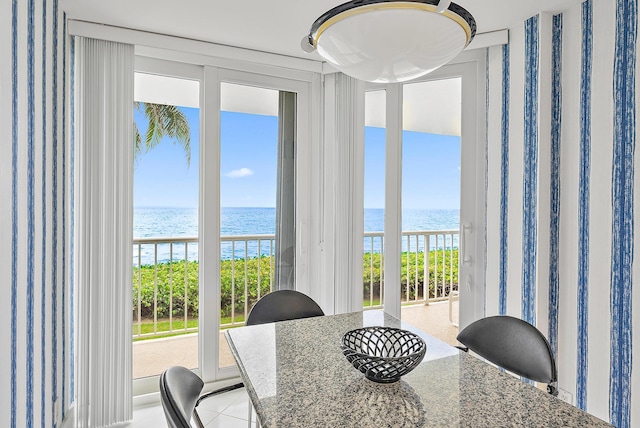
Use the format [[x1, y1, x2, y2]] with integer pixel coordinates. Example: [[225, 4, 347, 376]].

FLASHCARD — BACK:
[[133, 207, 459, 264], [364, 208, 459, 233], [134, 207, 276, 238]]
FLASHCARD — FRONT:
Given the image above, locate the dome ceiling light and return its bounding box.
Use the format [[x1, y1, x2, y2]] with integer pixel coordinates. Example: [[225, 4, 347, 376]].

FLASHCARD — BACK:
[[301, 0, 476, 83]]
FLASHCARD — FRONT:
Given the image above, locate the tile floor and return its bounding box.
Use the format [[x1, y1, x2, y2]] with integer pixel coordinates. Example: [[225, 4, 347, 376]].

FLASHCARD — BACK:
[[128, 387, 256, 428]]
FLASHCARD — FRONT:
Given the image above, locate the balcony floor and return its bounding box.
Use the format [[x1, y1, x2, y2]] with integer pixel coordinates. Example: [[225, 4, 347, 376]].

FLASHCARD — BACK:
[[133, 300, 459, 379]]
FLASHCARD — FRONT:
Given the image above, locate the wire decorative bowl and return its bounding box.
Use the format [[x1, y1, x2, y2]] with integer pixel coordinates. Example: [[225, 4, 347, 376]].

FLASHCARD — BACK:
[[341, 326, 426, 383]]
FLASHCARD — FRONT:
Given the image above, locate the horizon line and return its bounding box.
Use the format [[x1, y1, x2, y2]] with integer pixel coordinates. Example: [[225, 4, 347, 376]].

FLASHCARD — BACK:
[[133, 205, 461, 210]]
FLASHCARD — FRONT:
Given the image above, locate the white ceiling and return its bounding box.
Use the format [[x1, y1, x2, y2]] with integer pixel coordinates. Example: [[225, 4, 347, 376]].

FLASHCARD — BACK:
[[87, 0, 583, 137], [63, 0, 584, 61], [134, 70, 462, 135]]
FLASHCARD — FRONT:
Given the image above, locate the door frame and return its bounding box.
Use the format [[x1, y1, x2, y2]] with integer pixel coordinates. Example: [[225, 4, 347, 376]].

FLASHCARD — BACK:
[[364, 50, 487, 329], [132, 56, 204, 396], [201, 67, 315, 382], [131, 56, 319, 392]]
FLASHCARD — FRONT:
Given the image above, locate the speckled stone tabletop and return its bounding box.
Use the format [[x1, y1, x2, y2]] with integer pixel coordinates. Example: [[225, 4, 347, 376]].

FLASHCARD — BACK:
[[226, 310, 611, 427]]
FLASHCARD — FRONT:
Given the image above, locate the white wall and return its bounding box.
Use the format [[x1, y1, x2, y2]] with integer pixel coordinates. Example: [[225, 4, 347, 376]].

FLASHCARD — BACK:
[[0, 1, 72, 427], [485, 1, 639, 426]]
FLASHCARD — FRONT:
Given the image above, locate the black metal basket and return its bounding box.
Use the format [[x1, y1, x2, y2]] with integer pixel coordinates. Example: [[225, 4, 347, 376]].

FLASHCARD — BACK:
[[341, 326, 426, 383]]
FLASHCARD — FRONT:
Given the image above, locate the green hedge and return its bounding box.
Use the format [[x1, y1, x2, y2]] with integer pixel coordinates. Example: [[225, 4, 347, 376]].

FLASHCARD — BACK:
[[132, 257, 273, 319], [363, 249, 458, 300], [133, 249, 458, 321]]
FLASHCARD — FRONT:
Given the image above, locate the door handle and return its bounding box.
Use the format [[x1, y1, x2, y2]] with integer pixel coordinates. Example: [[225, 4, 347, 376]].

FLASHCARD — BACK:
[[461, 222, 472, 266]]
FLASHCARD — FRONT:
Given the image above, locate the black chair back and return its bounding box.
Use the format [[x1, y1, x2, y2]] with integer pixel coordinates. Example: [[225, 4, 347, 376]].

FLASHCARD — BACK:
[[160, 366, 205, 428], [456, 315, 558, 395], [246, 290, 324, 326]]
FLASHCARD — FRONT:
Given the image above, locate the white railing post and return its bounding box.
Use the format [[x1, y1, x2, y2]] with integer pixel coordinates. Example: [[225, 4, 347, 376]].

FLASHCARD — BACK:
[[169, 243, 173, 332], [231, 240, 235, 325], [257, 240, 262, 301], [153, 244, 158, 334], [136, 244, 142, 337], [184, 243, 188, 331], [424, 234, 430, 301]]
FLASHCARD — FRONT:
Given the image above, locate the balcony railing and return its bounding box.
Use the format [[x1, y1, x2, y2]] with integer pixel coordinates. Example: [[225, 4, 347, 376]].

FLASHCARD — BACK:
[[133, 230, 458, 339], [363, 229, 459, 309]]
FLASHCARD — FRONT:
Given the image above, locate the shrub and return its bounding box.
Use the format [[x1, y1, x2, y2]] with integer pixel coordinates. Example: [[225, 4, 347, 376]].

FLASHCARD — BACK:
[[133, 249, 458, 321], [132, 260, 199, 319], [133, 256, 276, 320], [362, 249, 458, 300], [219, 256, 274, 318]]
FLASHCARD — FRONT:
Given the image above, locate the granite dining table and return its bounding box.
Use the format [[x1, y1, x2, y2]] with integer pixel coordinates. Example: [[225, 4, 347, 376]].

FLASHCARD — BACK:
[[225, 310, 611, 427]]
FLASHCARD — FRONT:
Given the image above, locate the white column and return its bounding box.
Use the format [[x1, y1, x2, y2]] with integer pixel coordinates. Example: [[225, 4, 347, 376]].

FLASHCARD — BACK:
[[383, 84, 402, 319]]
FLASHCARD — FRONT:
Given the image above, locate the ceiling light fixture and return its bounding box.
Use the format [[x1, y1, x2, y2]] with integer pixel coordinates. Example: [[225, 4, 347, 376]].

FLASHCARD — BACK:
[[302, 0, 476, 83]]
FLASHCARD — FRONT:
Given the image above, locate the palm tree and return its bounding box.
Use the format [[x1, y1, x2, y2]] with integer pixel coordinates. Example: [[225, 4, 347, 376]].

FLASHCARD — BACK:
[[134, 102, 191, 167]]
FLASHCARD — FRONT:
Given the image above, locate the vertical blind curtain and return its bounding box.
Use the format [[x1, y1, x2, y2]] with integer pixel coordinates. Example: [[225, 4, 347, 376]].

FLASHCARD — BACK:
[[275, 91, 297, 290], [330, 73, 365, 313], [74, 37, 134, 427]]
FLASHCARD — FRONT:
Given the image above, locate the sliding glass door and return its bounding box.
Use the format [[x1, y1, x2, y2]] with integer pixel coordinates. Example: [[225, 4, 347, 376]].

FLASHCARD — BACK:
[[200, 68, 312, 381], [363, 60, 484, 333], [132, 59, 312, 392], [132, 58, 204, 395], [363, 90, 386, 309], [399, 77, 462, 341], [216, 82, 298, 369]]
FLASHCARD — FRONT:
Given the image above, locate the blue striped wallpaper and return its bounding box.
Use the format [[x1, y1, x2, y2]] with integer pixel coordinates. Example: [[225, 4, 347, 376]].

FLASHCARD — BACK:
[[9, 1, 68, 426], [51, 2, 59, 425], [548, 13, 563, 361], [61, 11, 67, 418], [522, 15, 539, 326], [486, 1, 640, 425], [51, 0, 59, 426], [41, 1, 48, 426], [11, 0, 19, 425], [27, 0, 36, 424], [610, 0, 636, 426], [499, 43, 510, 316], [576, 0, 592, 411]]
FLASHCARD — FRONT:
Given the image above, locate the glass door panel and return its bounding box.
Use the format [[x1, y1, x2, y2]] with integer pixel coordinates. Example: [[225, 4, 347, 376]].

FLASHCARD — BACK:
[[363, 90, 386, 309], [399, 77, 461, 346], [132, 72, 201, 380], [218, 82, 297, 369]]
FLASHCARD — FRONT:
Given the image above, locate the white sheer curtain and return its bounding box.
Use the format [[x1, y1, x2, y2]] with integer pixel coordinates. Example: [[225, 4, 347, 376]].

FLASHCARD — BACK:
[[74, 37, 134, 427], [325, 73, 365, 313]]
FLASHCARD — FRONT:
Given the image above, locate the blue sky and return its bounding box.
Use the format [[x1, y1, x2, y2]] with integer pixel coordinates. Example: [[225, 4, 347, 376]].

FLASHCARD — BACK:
[[364, 127, 460, 209], [134, 105, 460, 209], [134, 106, 200, 207]]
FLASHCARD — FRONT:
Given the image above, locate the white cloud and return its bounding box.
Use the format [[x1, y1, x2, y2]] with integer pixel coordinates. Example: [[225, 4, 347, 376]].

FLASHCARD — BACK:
[[226, 167, 254, 178]]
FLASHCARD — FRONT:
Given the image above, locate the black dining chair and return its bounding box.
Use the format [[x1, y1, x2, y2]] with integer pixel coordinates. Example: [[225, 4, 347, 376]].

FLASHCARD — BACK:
[[160, 291, 324, 428], [240, 289, 324, 426], [160, 366, 243, 428], [246, 289, 325, 326], [456, 315, 558, 396]]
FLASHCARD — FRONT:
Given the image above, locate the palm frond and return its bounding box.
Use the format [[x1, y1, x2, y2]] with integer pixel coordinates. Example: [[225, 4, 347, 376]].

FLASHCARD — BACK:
[[133, 102, 192, 167], [161, 105, 191, 166], [134, 125, 142, 158]]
